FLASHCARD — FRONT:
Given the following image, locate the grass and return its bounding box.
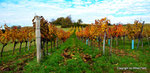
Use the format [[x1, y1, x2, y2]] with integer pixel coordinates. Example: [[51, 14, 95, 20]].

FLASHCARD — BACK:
[[0, 38, 64, 72], [0, 45, 36, 73], [23, 33, 150, 73], [56, 25, 70, 31]]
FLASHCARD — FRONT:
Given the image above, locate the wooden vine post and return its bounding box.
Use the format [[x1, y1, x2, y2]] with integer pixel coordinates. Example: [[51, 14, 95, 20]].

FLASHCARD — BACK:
[[103, 31, 106, 55], [35, 16, 41, 63], [137, 21, 145, 49], [110, 36, 112, 56], [28, 38, 29, 50]]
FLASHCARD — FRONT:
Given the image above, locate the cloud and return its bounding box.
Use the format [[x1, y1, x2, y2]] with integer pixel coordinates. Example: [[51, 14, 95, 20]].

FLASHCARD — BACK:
[[0, 0, 150, 26]]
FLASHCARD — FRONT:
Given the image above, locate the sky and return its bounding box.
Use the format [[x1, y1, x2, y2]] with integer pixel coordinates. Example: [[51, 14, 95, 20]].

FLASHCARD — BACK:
[[0, 0, 150, 26]]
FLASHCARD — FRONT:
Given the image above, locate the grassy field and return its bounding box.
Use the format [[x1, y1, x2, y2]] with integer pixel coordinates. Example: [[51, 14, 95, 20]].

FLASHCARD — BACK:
[[23, 33, 150, 73], [56, 25, 70, 31], [0, 40, 62, 72], [0, 45, 36, 73]]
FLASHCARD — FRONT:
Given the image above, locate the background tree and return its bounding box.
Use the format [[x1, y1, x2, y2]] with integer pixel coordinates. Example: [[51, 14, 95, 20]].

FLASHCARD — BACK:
[[65, 15, 72, 26], [77, 19, 83, 27]]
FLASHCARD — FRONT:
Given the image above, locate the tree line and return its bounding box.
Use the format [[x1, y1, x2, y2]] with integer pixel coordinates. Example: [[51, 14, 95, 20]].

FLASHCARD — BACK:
[[50, 15, 88, 28]]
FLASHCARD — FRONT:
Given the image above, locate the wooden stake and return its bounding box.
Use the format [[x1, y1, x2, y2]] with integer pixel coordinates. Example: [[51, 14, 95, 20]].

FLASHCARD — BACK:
[[137, 21, 145, 49], [35, 16, 41, 63], [103, 32, 106, 55]]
